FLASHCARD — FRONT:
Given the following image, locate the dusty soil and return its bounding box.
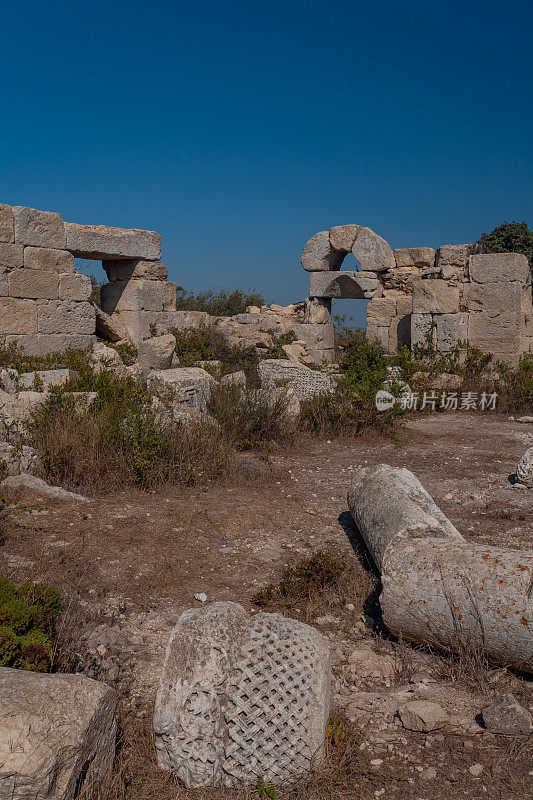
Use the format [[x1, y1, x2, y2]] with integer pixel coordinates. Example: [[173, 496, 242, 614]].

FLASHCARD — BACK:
[[1, 412, 532, 799]]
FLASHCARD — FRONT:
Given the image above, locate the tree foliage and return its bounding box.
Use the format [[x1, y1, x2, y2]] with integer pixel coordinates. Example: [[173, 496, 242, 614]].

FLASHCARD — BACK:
[[479, 221, 533, 266]]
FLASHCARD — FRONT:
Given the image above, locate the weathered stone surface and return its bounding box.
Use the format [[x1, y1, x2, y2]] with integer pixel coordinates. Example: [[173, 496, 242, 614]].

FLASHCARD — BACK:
[[468, 311, 521, 354], [435, 313, 468, 351], [304, 297, 331, 324], [147, 367, 215, 412], [300, 230, 344, 271], [411, 278, 460, 314], [258, 359, 335, 400], [58, 272, 92, 301], [309, 270, 379, 299], [463, 281, 523, 314], [366, 297, 398, 326], [0, 297, 37, 334], [481, 693, 533, 734], [13, 206, 65, 249], [18, 368, 77, 390], [138, 334, 176, 371], [101, 279, 175, 314], [3, 334, 94, 357], [93, 304, 128, 342], [381, 266, 418, 293], [437, 243, 480, 270], [37, 300, 95, 335], [0, 242, 24, 268], [329, 224, 360, 252], [103, 258, 168, 281], [398, 701, 449, 732], [410, 313, 434, 348], [91, 341, 123, 370], [8, 269, 59, 300], [516, 447, 533, 488], [0, 204, 14, 243], [347, 647, 396, 681], [351, 226, 395, 272], [468, 253, 529, 285], [24, 247, 75, 272], [347, 465, 462, 570], [0, 667, 116, 800], [0, 473, 88, 502], [0, 389, 48, 424], [153, 602, 330, 787], [0, 442, 41, 476], [65, 222, 161, 260], [394, 247, 435, 269], [220, 370, 246, 387], [0, 368, 18, 394]]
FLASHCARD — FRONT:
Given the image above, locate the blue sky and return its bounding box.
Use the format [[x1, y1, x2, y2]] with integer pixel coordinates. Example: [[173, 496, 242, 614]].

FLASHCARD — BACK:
[[1, 0, 532, 326]]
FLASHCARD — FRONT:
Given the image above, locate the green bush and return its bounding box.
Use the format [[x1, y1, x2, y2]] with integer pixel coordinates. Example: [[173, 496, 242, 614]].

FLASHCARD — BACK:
[[479, 221, 533, 267], [0, 342, 91, 374], [176, 286, 265, 316], [172, 326, 259, 378], [208, 383, 294, 451], [0, 577, 61, 671]]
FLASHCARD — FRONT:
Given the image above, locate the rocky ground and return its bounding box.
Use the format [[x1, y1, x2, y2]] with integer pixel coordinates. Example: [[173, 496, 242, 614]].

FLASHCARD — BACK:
[[1, 412, 532, 800]]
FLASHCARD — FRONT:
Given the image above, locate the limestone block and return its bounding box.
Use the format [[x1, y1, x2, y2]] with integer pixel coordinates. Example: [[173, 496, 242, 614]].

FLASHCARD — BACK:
[[381, 266, 418, 293], [300, 230, 344, 271], [394, 247, 435, 269], [436, 243, 480, 274], [37, 300, 95, 335], [18, 369, 77, 390], [309, 270, 380, 299], [293, 321, 335, 352], [0, 242, 24, 269], [304, 297, 332, 324], [0, 297, 37, 334], [0, 204, 14, 243], [137, 333, 176, 371], [347, 464, 462, 570], [435, 313, 468, 351], [103, 258, 168, 281], [516, 447, 533, 488], [221, 370, 246, 387], [468, 253, 529, 285], [13, 206, 65, 249], [468, 311, 521, 354], [3, 334, 94, 356], [365, 326, 389, 349], [8, 269, 59, 300], [65, 221, 161, 260], [257, 358, 335, 400], [93, 304, 129, 342], [410, 313, 434, 348], [0, 667, 115, 800], [23, 246, 75, 273], [351, 226, 395, 272], [58, 272, 92, 301], [463, 282, 523, 314], [101, 278, 174, 314], [0, 442, 41, 476], [154, 602, 330, 787], [91, 341, 123, 369], [147, 367, 214, 412], [411, 278, 460, 314], [481, 693, 533, 734], [367, 297, 398, 326], [329, 224, 360, 252]]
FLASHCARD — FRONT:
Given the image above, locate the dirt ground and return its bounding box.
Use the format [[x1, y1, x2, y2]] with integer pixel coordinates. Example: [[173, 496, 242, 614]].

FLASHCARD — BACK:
[[1, 412, 532, 799]]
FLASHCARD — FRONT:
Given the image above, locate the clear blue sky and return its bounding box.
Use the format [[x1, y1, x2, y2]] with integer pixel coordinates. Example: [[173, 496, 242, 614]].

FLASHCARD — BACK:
[[2, 0, 532, 326]]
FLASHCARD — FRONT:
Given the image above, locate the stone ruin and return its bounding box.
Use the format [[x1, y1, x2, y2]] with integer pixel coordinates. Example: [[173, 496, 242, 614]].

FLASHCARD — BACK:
[[0, 203, 531, 366]]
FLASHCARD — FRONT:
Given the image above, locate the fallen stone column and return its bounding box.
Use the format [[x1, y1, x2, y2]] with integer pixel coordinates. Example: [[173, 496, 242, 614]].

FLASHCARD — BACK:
[[348, 465, 533, 672], [347, 464, 463, 570]]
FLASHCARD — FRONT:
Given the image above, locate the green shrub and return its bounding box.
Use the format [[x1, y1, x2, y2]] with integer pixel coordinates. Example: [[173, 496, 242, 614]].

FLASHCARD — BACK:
[[479, 221, 533, 268], [261, 331, 298, 360], [0, 578, 61, 671], [253, 550, 347, 608], [172, 326, 259, 378], [0, 342, 91, 374], [176, 286, 265, 316], [208, 383, 294, 451]]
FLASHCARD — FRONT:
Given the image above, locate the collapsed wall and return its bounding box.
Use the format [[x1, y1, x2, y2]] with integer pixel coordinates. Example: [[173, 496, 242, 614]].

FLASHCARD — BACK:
[[301, 225, 533, 365]]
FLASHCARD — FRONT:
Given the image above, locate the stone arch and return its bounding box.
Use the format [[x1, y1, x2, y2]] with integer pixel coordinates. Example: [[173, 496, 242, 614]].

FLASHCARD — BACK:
[[300, 224, 395, 274]]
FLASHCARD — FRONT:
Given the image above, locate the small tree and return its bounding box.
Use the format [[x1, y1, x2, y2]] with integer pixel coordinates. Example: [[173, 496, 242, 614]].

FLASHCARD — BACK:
[[479, 221, 533, 267]]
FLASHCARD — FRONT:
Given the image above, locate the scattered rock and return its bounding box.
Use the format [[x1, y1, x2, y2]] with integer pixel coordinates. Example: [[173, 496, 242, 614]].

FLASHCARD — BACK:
[[194, 592, 207, 603], [147, 367, 214, 412], [397, 701, 449, 732], [18, 368, 77, 390], [220, 370, 246, 387], [91, 341, 123, 370], [469, 763, 484, 776], [517, 416, 533, 424], [516, 447, 533, 488], [0, 442, 41, 476], [420, 767, 437, 780], [481, 693, 533, 735], [137, 333, 176, 372], [347, 648, 397, 681], [0, 473, 88, 502]]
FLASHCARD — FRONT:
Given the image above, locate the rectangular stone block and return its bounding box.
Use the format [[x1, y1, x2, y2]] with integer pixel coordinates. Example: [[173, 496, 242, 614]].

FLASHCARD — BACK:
[[0, 243, 24, 269], [103, 259, 168, 281], [468, 311, 521, 353], [468, 253, 530, 285], [309, 270, 379, 299], [101, 278, 174, 314], [367, 297, 398, 326], [410, 313, 434, 348], [463, 282, 523, 314], [13, 206, 65, 248], [394, 247, 435, 269], [293, 322, 335, 352], [59, 273, 92, 301], [366, 325, 389, 348], [0, 204, 14, 243], [437, 243, 480, 269], [4, 333, 95, 356], [65, 222, 161, 260], [8, 269, 59, 299], [24, 246, 75, 272], [411, 278, 459, 314], [37, 300, 95, 335], [435, 313, 468, 352], [0, 297, 37, 334]]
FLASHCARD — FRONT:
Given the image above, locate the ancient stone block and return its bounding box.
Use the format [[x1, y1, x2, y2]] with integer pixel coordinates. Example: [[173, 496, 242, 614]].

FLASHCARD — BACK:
[[18, 368, 78, 390], [309, 270, 379, 299], [351, 226, 395, 272], [0, 297, 37, 334], [293, 321, 335, 352], [3, 333, 95, 356], [0, 667, 116, 800], [366, 325, 389, 349], [516, 447, 533, 488], [394, 247, 435, 269], [468, 311, 521, 353], [65, 222, 161, 260], [367, 297, 398, 326], [153, 602, 330, 788], [24, 246, 75, 272], [411, 278, 459, 314], [381, 266, 418, 293], [468, 253, 529, 285], [300, 230, 344, 271], [101, 278, 174, 314], [13, 206, 65, 249], [8, 269, 59, 299], [436, 243, 480, 271], [37, 300, 96, 335], [94, 305, 128, 342], [137, 334, 176, 371], [410, 313, 434, 348], [0, 242, 24, 269], [304, 297, 332, 324], [463, 281, 523, 314], [435, 313, 468, 351], [58, 272, 92, 301], [258, 358, 335, 400], [329, 224, 360, 252], [103, 258, 168, 281], [0, 203, 14, 243], [147, 367, 214, 412]]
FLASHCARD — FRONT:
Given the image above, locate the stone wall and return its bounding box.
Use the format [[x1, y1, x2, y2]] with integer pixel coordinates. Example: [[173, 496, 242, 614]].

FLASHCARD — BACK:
[[301, 225, 533, 365]]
